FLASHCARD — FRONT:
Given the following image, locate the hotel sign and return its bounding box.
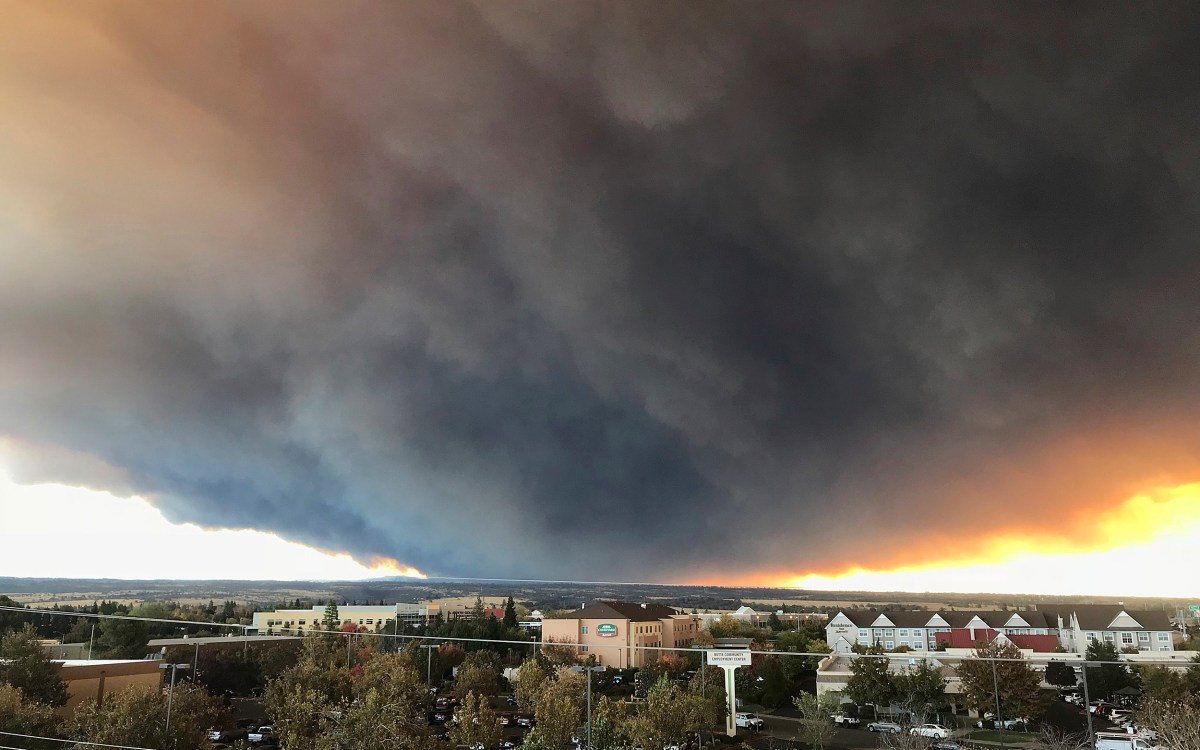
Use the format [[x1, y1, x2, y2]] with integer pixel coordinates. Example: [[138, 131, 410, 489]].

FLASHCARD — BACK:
[[706, 649, 752, 666], [596, 623, 618, 637]]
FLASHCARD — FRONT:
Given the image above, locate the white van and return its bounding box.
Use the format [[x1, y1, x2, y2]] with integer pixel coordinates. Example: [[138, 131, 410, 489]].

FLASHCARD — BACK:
[[1095, 732, 1160, 750]]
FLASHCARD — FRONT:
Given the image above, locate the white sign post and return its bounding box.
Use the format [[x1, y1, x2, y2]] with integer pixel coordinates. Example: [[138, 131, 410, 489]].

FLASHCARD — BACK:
[[706, 649, 752, 736]]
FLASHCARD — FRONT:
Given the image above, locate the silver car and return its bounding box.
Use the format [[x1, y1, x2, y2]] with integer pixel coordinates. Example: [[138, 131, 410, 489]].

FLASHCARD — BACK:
[[868, 722, 903, 733]]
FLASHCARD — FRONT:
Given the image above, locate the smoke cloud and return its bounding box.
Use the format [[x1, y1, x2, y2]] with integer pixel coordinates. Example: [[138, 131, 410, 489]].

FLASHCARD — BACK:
[[2, 2, 1199, 581]]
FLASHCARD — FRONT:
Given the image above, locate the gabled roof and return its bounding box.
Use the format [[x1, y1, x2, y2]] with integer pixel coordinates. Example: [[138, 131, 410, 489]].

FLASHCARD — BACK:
[[1056, 605, 1172, 631], [872, 614, 896, 627], [565, 601, 680, 622], [1005, 613, 1031, 627]]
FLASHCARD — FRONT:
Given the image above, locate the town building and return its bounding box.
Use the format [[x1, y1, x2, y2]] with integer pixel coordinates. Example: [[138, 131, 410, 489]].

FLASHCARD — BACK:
[[56, 659, 164, 715], [250, 602, 436, 634], [540, 601, 703, 669], [825, 604, 1175, 655], [695, 606, 829, 630]]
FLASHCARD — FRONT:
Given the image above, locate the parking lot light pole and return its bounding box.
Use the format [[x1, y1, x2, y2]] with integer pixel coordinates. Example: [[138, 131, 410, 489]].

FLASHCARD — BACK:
[[160, 662, 191, 736], [422, 644, 439, 685], [572, 665, 602, 750], [990, 657, 1005, 750]]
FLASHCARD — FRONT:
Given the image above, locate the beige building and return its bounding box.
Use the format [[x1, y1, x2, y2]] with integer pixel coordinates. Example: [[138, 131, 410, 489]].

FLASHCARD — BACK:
[[540, 602, 702, 669], [251, 603, 437, 633], [57, 659, 163, 715]]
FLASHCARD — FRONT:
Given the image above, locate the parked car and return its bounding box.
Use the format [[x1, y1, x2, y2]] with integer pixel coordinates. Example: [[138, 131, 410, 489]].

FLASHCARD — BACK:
[[831, 714, 860, 727], [1107, 711, 1132, 726], [735, 713, 764, 731], [868, 722, 903, 733], [247, 727, 273, 744], [930, 742, 961, 750], [516, 715, 535, 727], [910, 724, 950, 739], [207, 730, 225, 742]]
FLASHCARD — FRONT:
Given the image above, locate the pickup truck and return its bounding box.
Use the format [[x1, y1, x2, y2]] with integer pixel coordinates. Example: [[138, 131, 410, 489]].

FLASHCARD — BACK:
[[736, 713, 764, 731], [1095, 732, 1161, 750], [831, 714, 860, 727]]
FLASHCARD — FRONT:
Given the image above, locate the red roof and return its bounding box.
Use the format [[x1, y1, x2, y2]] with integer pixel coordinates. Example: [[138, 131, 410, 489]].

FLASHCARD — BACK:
[[935, 628, 999, 648], [1006, 634, 1061, 652]]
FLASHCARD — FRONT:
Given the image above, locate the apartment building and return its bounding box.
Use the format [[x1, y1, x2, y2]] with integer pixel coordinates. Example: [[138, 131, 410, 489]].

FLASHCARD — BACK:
[[826, 604, 1175, 655], [540, 601, 703, 669], [695, 606, 829, 630]]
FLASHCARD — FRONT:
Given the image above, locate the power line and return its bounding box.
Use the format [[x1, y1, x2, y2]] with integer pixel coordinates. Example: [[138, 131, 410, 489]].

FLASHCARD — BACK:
[[0, 733, 159, 750], [3, 604, 1190, 666], [0, 605, 248, 630]]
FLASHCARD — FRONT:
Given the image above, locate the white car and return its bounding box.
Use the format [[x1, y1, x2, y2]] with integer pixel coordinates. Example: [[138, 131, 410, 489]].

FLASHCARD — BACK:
[[735, 713, 764, 731], [247, 727, 273, 744], [867, 722, 903, 733], [910, 724, 950, 739]]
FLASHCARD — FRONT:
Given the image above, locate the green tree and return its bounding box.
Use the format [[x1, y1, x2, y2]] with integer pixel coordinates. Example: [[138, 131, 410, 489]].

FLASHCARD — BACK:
[[0, 684, 62, 750], [767, 613, 784, 632], [449, 691, 503, 749], [844, 649, 895, 712], [504, 597, 519, 629], [626, 677, 691, 750], [589, 694, 630, 750], [793, 690, 842, 750], [956, 642, 1044, 721], [472, 597, 486, 623], [0, 624, 68, 706], [1045, 661, 1078, 690], [454, 650, 501, 698], [758, 656, 791, 708], [94, 616, 149, 659], [70, 682, 222, 750], [687, 666, 728, 736], [1137, 666, 1187, 703], [1085, 641, 1134, 701], [893, 661, 948, 721], [322, 601, 340, 640]]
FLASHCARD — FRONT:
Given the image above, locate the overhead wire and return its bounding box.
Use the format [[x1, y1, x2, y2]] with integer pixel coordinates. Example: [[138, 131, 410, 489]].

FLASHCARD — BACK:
[[0, 733, 160, 750]]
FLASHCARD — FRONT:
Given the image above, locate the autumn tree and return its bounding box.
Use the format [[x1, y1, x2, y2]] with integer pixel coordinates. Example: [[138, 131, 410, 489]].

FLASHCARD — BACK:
[[540, 637, 580, 668], [334, 687, 439, 750], [1137, 694, 1200, 750], [0, 625, 68, 706], [625, 677, 693, 750], [449, 691, 503, 749], [0, 685, 61, 750], [454, 650, 501, 698], [513, 659, 551, 712], [70, 683, 222, 750], [687, 666, 729, 736], [793, 690, 842, 750], [956, 642, 1044, 721], [530, 667, 584, 750]]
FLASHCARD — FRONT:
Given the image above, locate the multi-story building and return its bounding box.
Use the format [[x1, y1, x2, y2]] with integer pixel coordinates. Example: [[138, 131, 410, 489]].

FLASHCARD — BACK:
[[540, 601, 703, 669], [251, 602, 435, 634], [694, 606, 829, 630], [825, 604, 1176, 655]]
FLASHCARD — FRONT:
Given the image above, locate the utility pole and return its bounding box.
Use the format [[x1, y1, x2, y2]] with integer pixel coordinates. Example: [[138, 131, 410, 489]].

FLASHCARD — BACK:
[[88, 624, 95, 660], [990, 656, 1005, 750]]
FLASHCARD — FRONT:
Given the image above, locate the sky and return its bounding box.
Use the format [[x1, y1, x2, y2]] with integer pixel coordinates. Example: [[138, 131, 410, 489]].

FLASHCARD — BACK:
[[2, 2, 1200, 594]]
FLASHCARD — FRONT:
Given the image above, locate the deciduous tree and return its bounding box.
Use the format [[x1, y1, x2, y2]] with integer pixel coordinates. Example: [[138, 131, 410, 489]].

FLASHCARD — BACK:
[[70, 683, 222, 750], [449, 691, 502, 750], [956, 642, 1044, 721], [893, 661, 948, 721], [1045, 662, 1078, 690], [844, 649, 895, 712], [793, 690, 842, 750], [0, 684, 62, 750]]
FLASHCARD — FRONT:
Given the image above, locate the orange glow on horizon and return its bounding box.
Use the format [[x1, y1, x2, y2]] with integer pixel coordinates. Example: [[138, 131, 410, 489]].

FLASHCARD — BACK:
[[363, 555, 427, 579], [696, 483, 1200, 596]]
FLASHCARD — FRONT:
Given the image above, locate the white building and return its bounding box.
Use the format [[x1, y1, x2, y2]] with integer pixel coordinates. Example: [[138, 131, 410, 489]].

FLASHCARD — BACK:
[[825, 605, 1175, 655]]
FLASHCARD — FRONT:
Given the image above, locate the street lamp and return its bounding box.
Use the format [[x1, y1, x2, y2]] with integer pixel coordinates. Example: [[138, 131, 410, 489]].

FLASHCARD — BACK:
[[159, 661, 192, 736], [421, 644, 440, 685], [571, 665, 604, 750]]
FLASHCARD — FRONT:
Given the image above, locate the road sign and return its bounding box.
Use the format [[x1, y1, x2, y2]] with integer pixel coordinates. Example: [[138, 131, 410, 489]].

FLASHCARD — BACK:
[[1189, 605, 1198, 613], [706, 649, 752, 666]]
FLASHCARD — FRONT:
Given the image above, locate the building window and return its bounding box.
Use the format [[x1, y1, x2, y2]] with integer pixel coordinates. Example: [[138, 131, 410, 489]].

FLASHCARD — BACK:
[[1139, 633, 1150, 642], [1086, 633, 1097, 641], [913, 629, 923, 637], [367, 619, 374, 625], [1158, 633, 1170, 641], [914, 642, 924, 650], [1103, 632, 1115, 642], [884, 629, 894, 637], [580, 645, 589, 652], [859, 630, 869, 638], [582, 626, 588, 635], [885, 641, 894, 649], [1121, 633, 1134, 645], [899, 629, 908, 636]]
